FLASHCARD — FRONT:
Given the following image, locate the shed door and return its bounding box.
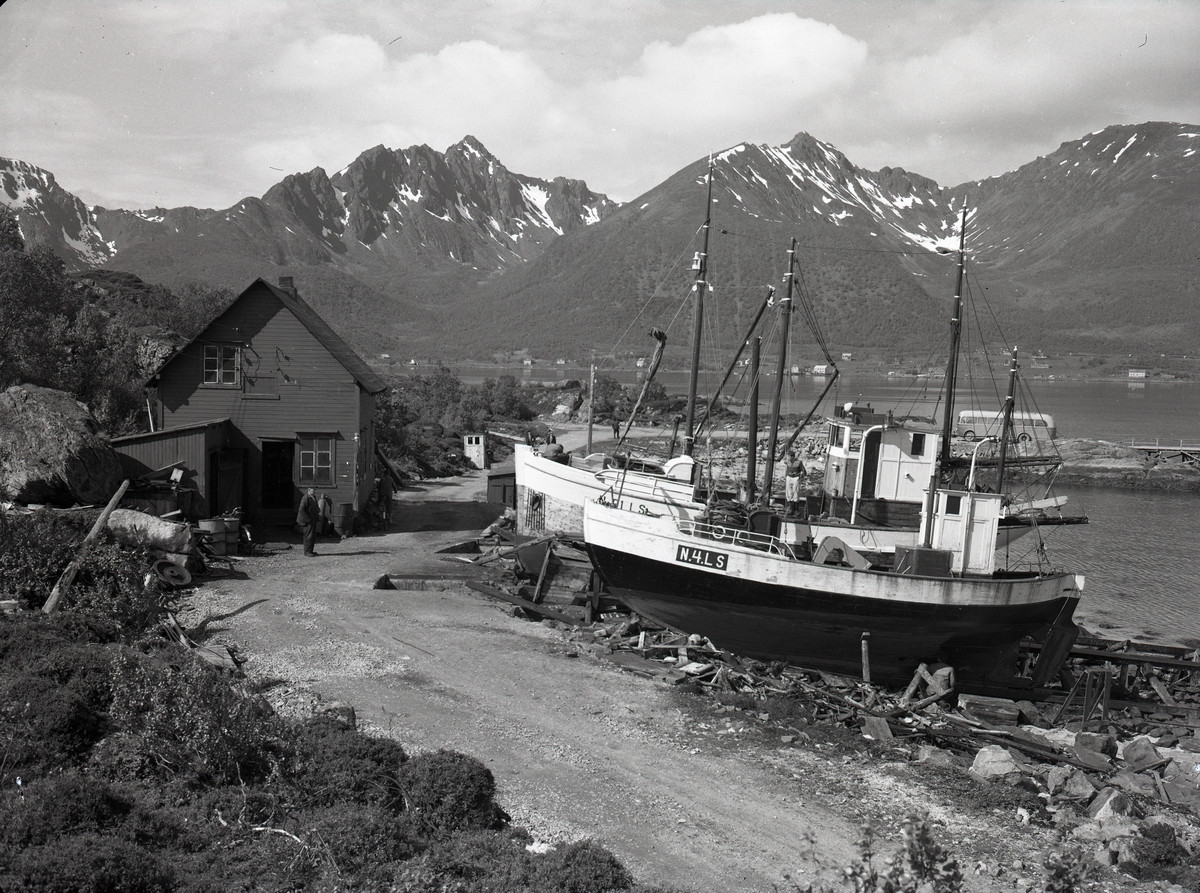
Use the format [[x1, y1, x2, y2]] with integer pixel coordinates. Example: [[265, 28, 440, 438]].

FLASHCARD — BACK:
[[213, 449, 246, 515]]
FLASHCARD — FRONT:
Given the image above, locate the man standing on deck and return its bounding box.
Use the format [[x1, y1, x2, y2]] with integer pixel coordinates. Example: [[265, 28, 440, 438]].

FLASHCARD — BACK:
[[297, 487, 320, 556], [784, 453, 806, 516]]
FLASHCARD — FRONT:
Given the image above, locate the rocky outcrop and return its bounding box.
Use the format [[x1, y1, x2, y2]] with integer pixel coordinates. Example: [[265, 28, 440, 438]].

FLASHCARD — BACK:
[[0, 384, 125, 506], [1053, 438, 1200, 490]]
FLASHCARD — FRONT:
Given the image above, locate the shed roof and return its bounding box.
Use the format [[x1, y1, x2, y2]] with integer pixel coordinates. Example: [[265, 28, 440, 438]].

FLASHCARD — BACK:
[[109, 417, 230, 445], [149, 279, 388, 395]]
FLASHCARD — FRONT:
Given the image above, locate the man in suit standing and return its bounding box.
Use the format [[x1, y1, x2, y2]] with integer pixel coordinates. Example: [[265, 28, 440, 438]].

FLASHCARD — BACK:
[[297, 487, 320, 556]]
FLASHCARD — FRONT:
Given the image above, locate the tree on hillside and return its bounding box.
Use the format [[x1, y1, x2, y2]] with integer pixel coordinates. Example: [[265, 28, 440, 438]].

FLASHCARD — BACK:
[[0, 208, 144, 433], [590, 375, 626, 416]]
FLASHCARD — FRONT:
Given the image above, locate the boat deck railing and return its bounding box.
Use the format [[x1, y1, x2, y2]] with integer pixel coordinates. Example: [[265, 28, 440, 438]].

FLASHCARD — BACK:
[[677, 518, 798, 559]]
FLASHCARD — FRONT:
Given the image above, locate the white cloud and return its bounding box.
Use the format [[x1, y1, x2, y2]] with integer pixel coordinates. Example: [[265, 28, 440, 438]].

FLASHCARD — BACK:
[[2, 1, 1198, 208], [268, 33, 389, 90]]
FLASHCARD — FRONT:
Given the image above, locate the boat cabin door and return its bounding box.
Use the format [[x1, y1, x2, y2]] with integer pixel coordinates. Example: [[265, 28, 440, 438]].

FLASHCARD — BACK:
[[930, 490, 1003, 574], [858, 429, 882, 499]]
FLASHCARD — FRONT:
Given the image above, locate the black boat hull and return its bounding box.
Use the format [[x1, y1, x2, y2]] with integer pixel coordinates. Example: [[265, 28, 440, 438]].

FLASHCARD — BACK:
[[587, 543, 1079, 686]]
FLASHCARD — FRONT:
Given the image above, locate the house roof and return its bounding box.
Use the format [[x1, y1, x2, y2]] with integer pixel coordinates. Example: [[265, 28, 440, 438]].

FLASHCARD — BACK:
[[150, 278, 388, 394]]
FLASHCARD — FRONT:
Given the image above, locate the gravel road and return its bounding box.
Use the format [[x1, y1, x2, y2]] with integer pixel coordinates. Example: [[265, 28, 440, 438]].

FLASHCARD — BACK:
[[179, 443, 1070, 893]]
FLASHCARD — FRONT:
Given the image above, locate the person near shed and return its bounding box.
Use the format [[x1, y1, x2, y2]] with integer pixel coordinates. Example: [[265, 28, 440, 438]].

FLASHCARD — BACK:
[[297, 487, 320, 556], [318, 493, 334, 535], [377, 472, 395, 529], [784, 452, 806, 516]]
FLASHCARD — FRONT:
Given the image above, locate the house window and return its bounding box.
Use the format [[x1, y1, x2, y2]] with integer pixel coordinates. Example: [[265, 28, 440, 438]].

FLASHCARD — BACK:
[[299, 435, 334, 485], [203, 344, 240, 387], [911, 432, 926, 456]]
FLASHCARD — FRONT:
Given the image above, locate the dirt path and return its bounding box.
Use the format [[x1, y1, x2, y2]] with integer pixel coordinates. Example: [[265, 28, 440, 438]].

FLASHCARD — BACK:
[[181, 469, 1064, 892]]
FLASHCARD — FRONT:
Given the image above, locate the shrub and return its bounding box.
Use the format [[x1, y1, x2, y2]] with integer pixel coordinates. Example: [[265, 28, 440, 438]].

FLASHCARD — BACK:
[[0, 673, 106, 780], [0, 771, 131, 849], [287, 715, 408, 810], [838, 817, 962, 893], [305, 803, 423, 884], [536, 839, 633, 893], [398, 750, 506, 836], [0, 512, 163, 634], [107, 651, 285, 785], [411, 828, 536, 891], [1, 833, 174, 893]]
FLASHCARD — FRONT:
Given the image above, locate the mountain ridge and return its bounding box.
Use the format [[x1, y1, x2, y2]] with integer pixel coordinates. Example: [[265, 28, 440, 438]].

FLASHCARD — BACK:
[[3, 122, 1198, 361]]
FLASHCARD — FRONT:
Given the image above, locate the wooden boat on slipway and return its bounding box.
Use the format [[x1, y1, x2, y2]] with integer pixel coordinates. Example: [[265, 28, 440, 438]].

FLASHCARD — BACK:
[[583, 478, 1083, 687], [582, 205, 1087, 688]]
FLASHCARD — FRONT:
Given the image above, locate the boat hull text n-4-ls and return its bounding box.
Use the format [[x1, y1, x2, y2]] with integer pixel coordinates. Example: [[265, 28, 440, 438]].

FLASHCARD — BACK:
[[584, 499, 1083, 687]]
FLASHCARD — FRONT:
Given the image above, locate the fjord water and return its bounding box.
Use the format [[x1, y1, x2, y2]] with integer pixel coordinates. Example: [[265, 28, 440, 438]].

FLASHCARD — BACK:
[[418, 364, 1200, 647]]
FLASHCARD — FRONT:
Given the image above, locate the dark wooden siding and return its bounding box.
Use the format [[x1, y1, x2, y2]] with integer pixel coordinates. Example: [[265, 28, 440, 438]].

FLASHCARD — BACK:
[[111, 420, 229, 517], [355, 388, 377, 510], [155, 282, 367, 520]]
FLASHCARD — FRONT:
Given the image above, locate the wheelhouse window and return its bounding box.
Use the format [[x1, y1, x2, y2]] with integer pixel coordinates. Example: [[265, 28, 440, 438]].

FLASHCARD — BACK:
[[828, 425, 844, 448], [911, 432, 926, 456], [202, 344, 240, 387], [944, 494, 962, 515], [298, 435, 334, 485]]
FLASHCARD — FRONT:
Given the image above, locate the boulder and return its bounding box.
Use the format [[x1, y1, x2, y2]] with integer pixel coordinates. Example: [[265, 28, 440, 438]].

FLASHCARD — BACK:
[[1088, 787, 1137, 821], [0, 384, 124, 506], [969, 745, 1021, 780], [1061, 769, 1099, 801], [1108, 769, 1159, 798], [1075, 731, 1118, 757], [1121, 736, 1164, 771]]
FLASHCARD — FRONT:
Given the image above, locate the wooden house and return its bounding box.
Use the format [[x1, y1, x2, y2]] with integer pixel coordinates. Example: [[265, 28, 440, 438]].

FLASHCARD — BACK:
[[114, 277, 387, 524]]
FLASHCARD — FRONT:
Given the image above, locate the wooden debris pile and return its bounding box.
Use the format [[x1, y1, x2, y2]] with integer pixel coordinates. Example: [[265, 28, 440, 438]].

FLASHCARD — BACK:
[[448, 524, 619, 625], [577, 621, 1200, 825]]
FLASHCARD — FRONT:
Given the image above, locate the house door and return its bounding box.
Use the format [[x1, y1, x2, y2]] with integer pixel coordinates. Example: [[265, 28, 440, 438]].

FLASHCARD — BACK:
[[261, 441, 295, 510]]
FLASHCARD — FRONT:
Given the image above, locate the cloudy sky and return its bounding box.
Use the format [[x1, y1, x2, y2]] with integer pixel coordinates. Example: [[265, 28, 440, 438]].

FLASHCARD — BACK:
[[2, 0, 1198, 210]]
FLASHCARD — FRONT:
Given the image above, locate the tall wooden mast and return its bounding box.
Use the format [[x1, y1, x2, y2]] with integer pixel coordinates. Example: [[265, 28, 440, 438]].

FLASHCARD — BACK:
[[761, 238, 796, 502], [937, 204, 969, 468], [683, 159, 714, 458], [996, 346, 1019, 489], [923, 204, 969, 547]]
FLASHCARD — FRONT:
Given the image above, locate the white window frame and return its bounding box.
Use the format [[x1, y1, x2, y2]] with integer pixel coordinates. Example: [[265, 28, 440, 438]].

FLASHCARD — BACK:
[[202, 344, 241, 387], [298, 434, 335, 486]]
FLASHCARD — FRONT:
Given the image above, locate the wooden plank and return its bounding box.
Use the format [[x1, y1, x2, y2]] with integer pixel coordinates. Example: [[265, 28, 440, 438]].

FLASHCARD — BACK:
[[469, 534, 556, 566], [466, 580, 580, 624], [43, 480, 130, 614], [1149, 676, 1178, 707], [531, 542, 554, 604]]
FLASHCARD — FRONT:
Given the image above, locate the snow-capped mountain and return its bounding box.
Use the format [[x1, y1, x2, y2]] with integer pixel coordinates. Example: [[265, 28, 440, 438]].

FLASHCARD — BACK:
[[1, 159, 111, 266], [3, 123, 1198, 359]]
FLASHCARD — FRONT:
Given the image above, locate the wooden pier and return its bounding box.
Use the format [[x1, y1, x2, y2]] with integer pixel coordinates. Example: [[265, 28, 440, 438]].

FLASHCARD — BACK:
[[1126, 439, 1200, 466]]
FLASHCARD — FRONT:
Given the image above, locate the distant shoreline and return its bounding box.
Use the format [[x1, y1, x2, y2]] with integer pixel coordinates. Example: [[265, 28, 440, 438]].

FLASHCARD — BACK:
[[540, 424, 1200, 493]]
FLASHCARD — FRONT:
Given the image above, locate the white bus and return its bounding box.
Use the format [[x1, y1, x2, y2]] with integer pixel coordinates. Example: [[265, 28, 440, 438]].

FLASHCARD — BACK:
[[955, 410, 1056, 442]]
